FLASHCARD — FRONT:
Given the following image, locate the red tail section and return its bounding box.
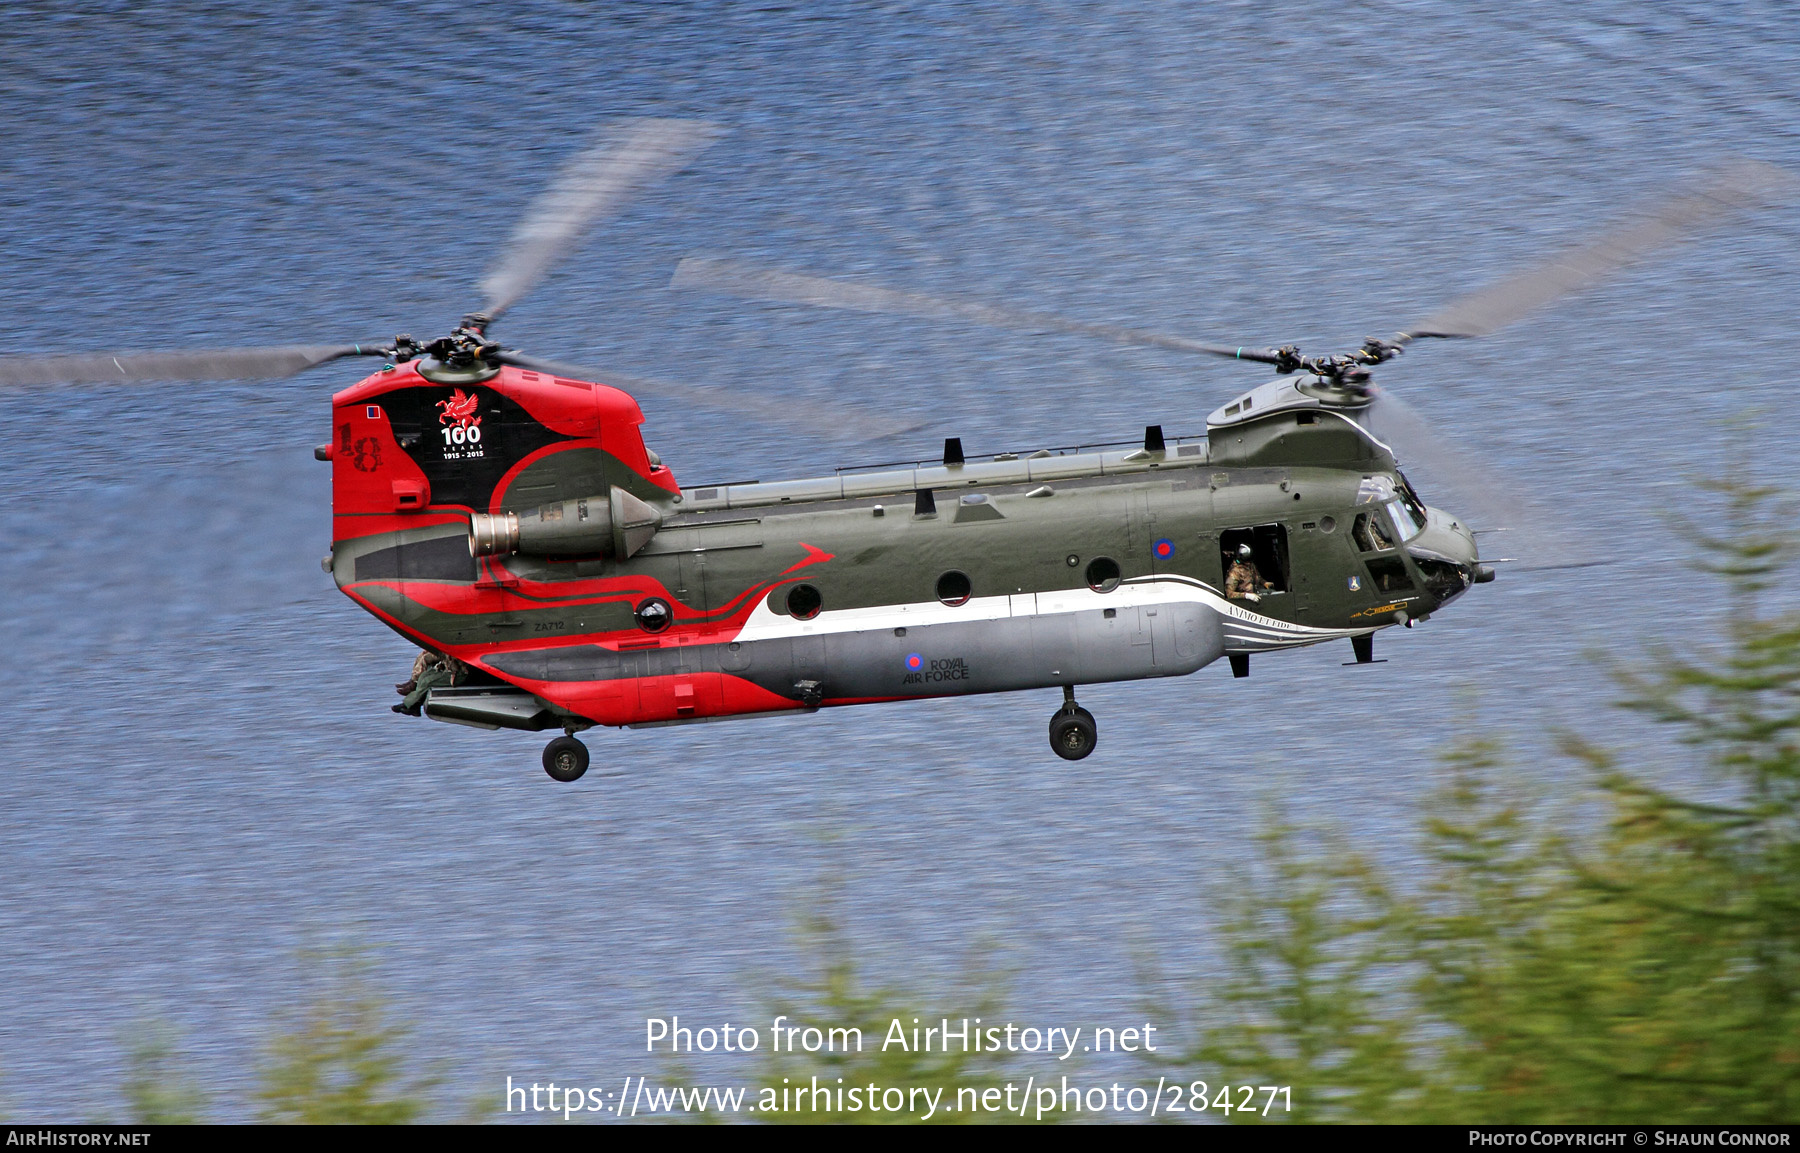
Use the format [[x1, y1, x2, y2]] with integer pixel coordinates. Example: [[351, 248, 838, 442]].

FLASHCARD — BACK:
[[328, 362, 675, 544]]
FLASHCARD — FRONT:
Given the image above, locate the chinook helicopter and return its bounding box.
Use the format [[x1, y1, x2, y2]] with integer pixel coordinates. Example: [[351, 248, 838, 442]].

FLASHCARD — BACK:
[[3, 120, 1789, 781]]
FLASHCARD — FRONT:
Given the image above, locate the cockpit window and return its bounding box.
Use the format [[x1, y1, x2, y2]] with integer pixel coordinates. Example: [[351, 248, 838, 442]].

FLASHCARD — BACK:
[[1354, 475, 1396, 506], [1386, 499, 1423, 542], [1352, 512, 1395, 553], [1355, 474, 1428, 540], [1365, 555, 1416, 592]]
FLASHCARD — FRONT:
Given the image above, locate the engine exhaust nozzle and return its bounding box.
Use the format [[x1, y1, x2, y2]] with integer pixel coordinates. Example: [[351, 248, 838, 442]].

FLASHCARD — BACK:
[[468, 510, 520, 558]]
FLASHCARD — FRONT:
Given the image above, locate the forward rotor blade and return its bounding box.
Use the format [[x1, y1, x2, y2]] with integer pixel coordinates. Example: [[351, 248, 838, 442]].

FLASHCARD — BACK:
[[496, 351, 926, 445], [480, 119, 724, 321], [671, 256, 1290, 364], [1407, 160, 1798, 341], [1363, 387, 1586, 568], [0, 343, 377, 387]]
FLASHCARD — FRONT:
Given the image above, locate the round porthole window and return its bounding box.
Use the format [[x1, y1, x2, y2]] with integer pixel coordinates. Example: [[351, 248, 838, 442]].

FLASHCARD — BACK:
[[634, 597, 672, 633], [1319, 515, 1337, 533], [936, 570, 973, 606], [786, 583, 823, 620], [1085, 556, 1121, 592]]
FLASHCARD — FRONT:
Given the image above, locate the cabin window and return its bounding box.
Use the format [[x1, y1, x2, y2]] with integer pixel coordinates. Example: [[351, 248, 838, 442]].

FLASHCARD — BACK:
[[1352, 512, 1395, 553], [1085, 557, 1121, 592], [786, 584, 823, 620], [635, 597, 673, 633], [937, 570, 973, 606], [1219, 524, 1290, 593]]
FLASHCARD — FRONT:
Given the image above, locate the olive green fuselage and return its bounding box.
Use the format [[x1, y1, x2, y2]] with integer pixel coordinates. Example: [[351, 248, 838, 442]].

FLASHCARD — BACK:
[[334, 387, 1482, 730]]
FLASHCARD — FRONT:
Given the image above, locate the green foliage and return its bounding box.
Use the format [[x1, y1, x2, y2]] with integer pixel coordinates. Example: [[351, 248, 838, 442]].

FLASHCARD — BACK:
[[256, 945, 436, 1124], [1161, 817, 1422, 1122], [1173, 478, 1800, 1123], [123, 1022, 206, 1124], [753, 896, 1026, 1124]]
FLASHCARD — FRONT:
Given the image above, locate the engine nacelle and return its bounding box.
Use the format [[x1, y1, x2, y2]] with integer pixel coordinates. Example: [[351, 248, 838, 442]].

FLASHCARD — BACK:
[[469, 487, 662, 560]]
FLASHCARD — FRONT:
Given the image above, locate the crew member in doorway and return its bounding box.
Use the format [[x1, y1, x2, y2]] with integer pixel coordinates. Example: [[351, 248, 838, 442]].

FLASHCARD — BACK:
[[1226, 543, 1274, 602], [394, 649, 466, 715]]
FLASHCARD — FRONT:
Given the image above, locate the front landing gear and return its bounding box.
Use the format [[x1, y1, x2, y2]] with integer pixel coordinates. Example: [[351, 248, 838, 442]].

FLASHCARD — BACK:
[[1049, 685, 1097, 761], [543, 735, 590, 782]]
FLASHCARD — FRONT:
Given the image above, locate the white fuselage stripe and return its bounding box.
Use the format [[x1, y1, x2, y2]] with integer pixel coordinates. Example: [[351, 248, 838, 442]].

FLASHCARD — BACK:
[[733, 575, 1367, 648]]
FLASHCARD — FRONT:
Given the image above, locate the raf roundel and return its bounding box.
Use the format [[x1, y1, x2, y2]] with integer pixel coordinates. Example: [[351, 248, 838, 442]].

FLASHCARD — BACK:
[[905, 653, 924, 671], [1153, 538, 1175, 559]]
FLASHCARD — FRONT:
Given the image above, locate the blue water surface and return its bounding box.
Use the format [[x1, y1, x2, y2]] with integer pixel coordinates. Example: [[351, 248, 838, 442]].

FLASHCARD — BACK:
[[2, 1, 1798, 1121]]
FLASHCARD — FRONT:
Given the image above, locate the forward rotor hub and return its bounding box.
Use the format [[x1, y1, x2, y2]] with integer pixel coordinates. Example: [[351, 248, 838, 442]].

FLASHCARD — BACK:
[[1280, 335, 1408, 384]]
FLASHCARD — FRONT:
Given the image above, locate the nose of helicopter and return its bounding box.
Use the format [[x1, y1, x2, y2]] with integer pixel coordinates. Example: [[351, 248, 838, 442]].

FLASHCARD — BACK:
[[1409, 506, 1496, 602]]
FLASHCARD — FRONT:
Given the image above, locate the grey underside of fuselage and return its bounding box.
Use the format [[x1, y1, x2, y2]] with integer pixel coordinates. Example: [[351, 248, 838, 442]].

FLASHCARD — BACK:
[[486, 602, 1228, 705]]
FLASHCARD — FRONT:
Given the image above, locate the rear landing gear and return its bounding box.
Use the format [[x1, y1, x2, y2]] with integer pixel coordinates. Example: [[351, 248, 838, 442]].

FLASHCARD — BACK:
[[1049, 685, 1097, 761], [543, 735, 589, 782]]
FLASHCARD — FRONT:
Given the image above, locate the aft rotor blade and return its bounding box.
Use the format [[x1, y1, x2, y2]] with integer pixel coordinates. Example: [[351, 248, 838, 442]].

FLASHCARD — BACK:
[[479, 119, 724, 321], [1407, 160, 1798, 341], [0, 343, 379, 387], [671, 256, 1292, 365], [495, 351, 926, 444], [1363, 387, 1588, 568]]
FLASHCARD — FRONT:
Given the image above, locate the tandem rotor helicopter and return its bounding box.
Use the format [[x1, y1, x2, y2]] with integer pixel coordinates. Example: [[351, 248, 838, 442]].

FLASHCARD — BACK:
[[4, 120, 1790, 781]]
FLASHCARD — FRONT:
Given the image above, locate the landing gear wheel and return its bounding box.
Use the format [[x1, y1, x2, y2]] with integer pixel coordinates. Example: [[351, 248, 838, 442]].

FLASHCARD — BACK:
[[542, 735, 590, 782], [1049, 706, 1097, 761]]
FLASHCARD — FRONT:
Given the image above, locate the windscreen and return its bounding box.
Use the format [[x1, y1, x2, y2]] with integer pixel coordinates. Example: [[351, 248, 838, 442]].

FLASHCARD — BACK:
[[1387, 498, 1423, 541], [1396, 472, 1431, 534]]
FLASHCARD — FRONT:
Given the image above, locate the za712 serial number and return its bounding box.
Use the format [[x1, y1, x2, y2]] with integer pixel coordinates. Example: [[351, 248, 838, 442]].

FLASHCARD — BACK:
[[1175, 1083, 1291, 1116]]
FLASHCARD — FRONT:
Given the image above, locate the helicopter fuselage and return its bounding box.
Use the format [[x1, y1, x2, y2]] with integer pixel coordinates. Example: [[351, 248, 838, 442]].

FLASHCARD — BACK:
[[326, 362, 1483, 735]]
